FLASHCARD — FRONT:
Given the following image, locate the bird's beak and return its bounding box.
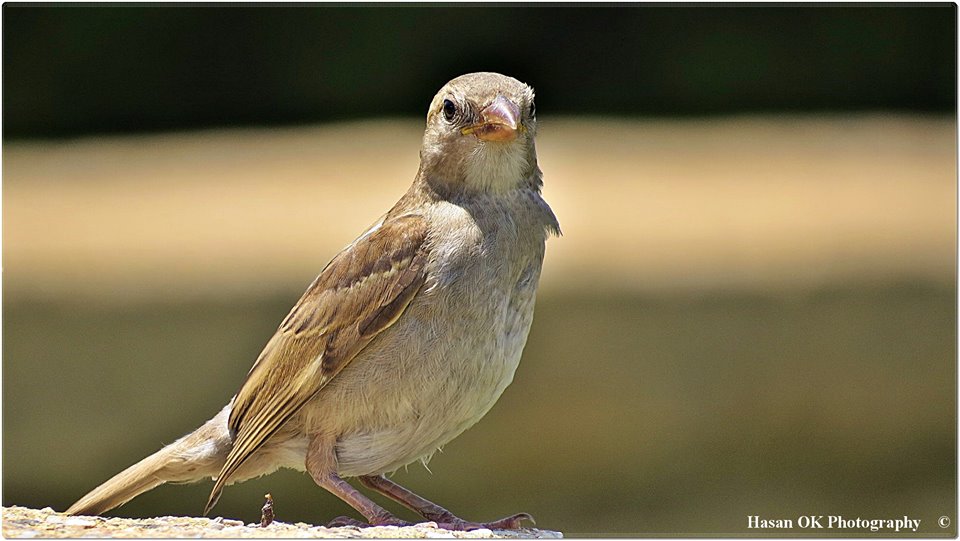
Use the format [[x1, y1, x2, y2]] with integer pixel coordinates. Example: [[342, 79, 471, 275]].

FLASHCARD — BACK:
[[462, 95, 521, 142]]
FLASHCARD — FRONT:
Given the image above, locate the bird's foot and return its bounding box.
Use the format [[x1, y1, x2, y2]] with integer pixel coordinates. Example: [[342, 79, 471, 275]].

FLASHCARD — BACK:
[[433, 512, 535, 531], [325, 515, 414, 528], [326, 516, 366, 528]]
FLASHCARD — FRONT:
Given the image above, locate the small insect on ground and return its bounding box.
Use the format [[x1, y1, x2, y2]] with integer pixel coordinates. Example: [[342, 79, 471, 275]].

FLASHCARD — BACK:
[[260, 493, 274, 527]]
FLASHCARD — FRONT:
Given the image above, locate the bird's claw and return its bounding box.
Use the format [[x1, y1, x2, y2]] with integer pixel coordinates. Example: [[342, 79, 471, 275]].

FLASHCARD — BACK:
[[482, 512, 535, 530], [436, 512, 535, 531]]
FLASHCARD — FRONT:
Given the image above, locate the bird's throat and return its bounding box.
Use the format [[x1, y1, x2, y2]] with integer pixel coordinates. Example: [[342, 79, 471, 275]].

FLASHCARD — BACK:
[[461, 143, 532, 194]]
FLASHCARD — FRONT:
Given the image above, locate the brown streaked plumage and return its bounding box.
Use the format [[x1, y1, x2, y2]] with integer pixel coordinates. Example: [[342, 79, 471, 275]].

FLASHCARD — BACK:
[[66, 72, 559, 531]]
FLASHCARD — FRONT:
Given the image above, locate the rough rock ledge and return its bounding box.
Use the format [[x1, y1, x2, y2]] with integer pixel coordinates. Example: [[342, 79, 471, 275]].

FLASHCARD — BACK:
[[2, 506, 562, 539]]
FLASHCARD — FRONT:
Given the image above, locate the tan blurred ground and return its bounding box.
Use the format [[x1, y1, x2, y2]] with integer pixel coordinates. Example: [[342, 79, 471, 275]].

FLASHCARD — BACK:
[[3, 115, 955, 301]]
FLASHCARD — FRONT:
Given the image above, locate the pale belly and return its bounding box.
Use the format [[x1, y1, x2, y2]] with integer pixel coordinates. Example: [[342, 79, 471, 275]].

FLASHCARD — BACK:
[[313, 260, 541, 477]]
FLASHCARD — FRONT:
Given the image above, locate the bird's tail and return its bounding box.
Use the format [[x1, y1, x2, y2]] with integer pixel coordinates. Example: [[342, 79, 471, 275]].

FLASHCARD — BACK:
[[66, 405, 233, 517]]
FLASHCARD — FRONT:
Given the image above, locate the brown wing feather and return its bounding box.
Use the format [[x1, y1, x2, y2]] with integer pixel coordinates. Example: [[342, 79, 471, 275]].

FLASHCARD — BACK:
[[204, 214, 429, 514]]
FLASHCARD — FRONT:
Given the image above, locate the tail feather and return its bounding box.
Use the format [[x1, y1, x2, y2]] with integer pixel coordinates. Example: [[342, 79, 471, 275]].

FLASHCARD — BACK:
[[66, 447, 174, 516], [66, 405, 232, 517]]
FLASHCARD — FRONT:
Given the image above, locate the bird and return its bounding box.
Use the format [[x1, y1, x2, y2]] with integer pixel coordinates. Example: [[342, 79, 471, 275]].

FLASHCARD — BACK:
[[65, 71, 560, 530]]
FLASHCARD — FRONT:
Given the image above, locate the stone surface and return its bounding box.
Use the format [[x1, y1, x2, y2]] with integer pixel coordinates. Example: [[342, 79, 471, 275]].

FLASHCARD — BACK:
[[1, 506, 562, 539]]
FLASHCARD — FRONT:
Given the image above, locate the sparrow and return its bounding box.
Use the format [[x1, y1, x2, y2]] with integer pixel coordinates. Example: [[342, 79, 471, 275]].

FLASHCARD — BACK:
[[66, 72, 560, 530]]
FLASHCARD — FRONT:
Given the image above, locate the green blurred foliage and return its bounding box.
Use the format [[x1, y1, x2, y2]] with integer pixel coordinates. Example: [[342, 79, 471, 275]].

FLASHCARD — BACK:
[[3, 283, 955, 534], [3, 4, 956, 138]]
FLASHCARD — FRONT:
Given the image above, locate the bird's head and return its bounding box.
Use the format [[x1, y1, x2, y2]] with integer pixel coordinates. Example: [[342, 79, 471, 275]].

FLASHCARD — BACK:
[[419, 72, 540, 195]]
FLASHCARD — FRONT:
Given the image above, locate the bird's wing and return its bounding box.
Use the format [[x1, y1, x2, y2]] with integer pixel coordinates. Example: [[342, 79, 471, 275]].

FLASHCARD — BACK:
[[204, 214, 430, 513]]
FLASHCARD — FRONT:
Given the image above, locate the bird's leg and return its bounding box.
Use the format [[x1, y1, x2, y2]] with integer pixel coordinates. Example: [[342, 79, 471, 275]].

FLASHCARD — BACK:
[[317, 473, 414, 528], [306, 436, 410, 528], [358, 474, 533, 530]]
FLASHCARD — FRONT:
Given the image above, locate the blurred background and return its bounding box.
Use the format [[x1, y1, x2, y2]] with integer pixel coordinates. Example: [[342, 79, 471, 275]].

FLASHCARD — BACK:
[[3, 5, 956, 537]]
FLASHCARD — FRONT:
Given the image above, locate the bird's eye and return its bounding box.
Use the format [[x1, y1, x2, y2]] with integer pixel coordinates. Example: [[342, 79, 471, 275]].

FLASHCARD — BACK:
[[529, 100, 536, 119], [442, 99, 457, 122]]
